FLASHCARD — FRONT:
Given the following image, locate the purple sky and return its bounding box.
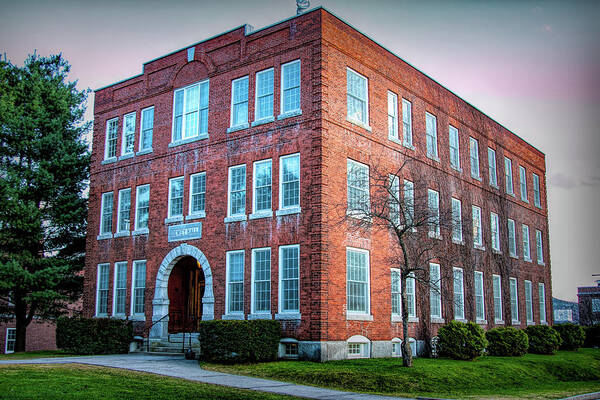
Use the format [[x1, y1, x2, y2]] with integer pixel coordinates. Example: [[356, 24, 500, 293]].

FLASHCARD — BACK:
[[2, 0, 599, 301]]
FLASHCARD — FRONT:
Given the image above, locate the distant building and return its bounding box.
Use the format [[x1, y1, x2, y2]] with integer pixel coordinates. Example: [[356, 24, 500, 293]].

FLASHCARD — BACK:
[[578, 280, 600, 326], [552, 297, 579, 324]]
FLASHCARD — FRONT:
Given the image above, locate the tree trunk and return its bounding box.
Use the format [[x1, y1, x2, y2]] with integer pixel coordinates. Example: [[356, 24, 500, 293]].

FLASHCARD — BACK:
[[400, 275, 412, 367], [14, 310, 27, 353]]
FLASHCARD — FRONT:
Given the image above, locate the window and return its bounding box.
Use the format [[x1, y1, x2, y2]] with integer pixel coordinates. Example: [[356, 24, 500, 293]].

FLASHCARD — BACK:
[[5, 328, 16, 354], [226, 251, 244, 315], [474, 271, 485, 321], [391, 268, 401, 317], [425, 113, 438, 159], [451, 198, 462, 242], [279, 245, 300, 314], [469, 137, 480, 179], [510, 277, 519, 323], [449, 125, 460, 170], [504, 157, 514, 195], [347, 159, 370, 215], [284, 342, 299, 358], [104, 117, 118, 160], [453, 267, 465, 320], [522, 224, 531, 261], [121, 112, 136, 156], [279, 153, 300, 211], [490, 212, 500, 251], [389, 175, 401, 226], [387, 91, 398, 140], [472, 205, 483, 248], [508, 219, 517, 257], [113, 262, 127, 316], [519, 166, 528, 202], [172, 80, 209, 142], [493, 274, 502, 322], [430, 263, 442, 319], [533, 173, 541, 208], [428, 189, 440, 238], [135, 185, 150, 231], [538, 283, 546, 323], [488, 148, 497, 187], [406, 273, 416, 318], [96, 263, 110, 316], [346, 248, 370, 315], [347, 335, 370, 358], [255, 68, 274, 121], [347, 68, 368, 126], [168, 177, 184, 218], [536, 229, 544, 265], [228, 165, 246, 217], [281, 60, 301, 115], [253, 159, 272, 213], [131, 261, 146, 316], [404, 180, 414, 227], [252, 248, 271, 314], [402, 99, 413, 147], [592, 299, 600, 312], [139, 106, 154, 152], [189, 172, 206, 216], [525, 280, 533, 323], [117, 188, 131, 233], [230, 76, 249, 128], [100, 192, 113, 235]]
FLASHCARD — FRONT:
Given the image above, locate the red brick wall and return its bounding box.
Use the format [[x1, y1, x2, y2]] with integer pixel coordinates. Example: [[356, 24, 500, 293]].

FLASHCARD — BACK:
[[1, 321, 57, 353]]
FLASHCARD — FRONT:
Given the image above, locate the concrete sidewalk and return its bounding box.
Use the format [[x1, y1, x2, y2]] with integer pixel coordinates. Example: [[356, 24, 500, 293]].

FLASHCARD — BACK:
[[0, 353, 416, 400]]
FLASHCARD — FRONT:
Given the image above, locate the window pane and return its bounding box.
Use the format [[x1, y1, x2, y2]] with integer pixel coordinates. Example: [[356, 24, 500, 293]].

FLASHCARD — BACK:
[[227, 252, 244, 313], [347, 249, 369, 313], [254, 161, 272, 212], [136, 185, 149, 230], [229, 166, 246, 216], [281, 246, 300, 312], [281, 155, 300, 208], [282, 61, 300, 113]]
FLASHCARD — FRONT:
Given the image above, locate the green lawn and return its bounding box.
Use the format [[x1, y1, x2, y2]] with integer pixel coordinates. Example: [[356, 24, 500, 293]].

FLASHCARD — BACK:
[[0, 364, 299, 400], [203, 348, 600, 399], [0, 350, 77, 360]]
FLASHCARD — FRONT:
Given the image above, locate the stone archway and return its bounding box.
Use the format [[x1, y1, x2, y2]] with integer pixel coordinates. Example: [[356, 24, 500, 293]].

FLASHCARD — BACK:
[[150, 243, 214, 341]]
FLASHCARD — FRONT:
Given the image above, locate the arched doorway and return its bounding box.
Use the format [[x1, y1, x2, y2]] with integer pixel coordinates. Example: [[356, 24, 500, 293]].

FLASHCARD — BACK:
[[167, 256, 205, 333]]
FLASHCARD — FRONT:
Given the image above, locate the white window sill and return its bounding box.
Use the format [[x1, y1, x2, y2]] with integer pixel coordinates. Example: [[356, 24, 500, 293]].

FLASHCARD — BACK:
[[346, 313, 374, 321], [472, 174, 482, 182], [136, 148, 153, 156], [346, 117, 372, 132], [276, 207, 301, 217], [101, 157, 117, 165], [509, 254, 519, 259], [431, 317, 445, 324], [454, 318, 468, 323], [537, 261, 545, 266], [524, 257, 532, 263], [474, 244, 486, 251], [391, 315, 402, 323], [248, 313, 272, 320], [494, 319, 505, 325], [251, 116, 275, 127], [132, 228, 149, 236], [277, 109, 302, 120], [490, 183, 499, 190], [224, 214, 247, 223], [451, 165, 462, 173], [541, 321, 548, 325], [112, 314, 127, 319], [427, 154, 440, 163], [428, 232, 442, 240], [227, 123, 250, 133], [512, 321, 521, 326], [534, 203, 542, 209], [527, 321, 535, 326], [95, 314, 108, 318], [186, 212, 206, 221], [164, 216, 184, 224], [97, 233, 113, 240], [275, 313, 301, 321], [508, 192, 516, 198], [388, 136, 402, 145], [130, 315, 146, 321], [521, 198, 529, 204], [476, 319, 488, 325], [403, 141, 415, 150], [346, 210, 371, 221], [452, 238, 465, 245], [408, 316, 419, 323], [492, 249, 502, 255], [118, 153, 134, 161], [221, 314, 245, 320], [169, 135, 208, 148], [114, 231, 130, 238], [249, 210, 273, 220]]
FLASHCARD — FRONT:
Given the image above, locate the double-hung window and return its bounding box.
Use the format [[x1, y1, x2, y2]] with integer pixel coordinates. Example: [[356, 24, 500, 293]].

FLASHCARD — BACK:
[[389, 175, 401, 226], [113, 262, 127, 316], [519, 166, 528, 202], [251, 248, 271, 315], [533, 173, 541, 208], [488, 148, 497, 187], [279, 153, 300, 211], [508, 218, 517, 257], [255, 68, 274, 122], [428, 189, 440, 238], [347, 68, 368, 126], [105, 118, 118, 160], [536, 229, 544, 265], [226, 250, 244, 315], [189, 172, 206, 217], [117, 188, 131, 234], [538, 283, 546, 323], [346, 248, 370, 316], [100, 192, 113, 236], [228, 165, 246, 218], [347, 159, 370, 216], [490, 212, 500, 251], [172, 80, 209, 142], [451, 197, 462, 242], [449, 125, 460, 170], [505, 157, 514, 195], [425, 113, 438, 159], [230, 76, 249, 129], [252, 159, 272, 215], [135, 185, 150, 231], [391, 268, 401, 318], [472, 205, 483, 248], [281, 60, 301, 115], [474, 271, 485, 321], [493, 274, 502, 322], [168, 177, 184, 219], [121, 112, 136, 156], [139, 106, 154, 152], [406, 273, 416, 318], [510, 277, 519, 323], [522, 224, 531, 261], [131, 260, 146, 316], [430, 263, 442, 319], [404, 180, 414, 227], [470, 137, 480, 179], [402, 99, 413, 147], [387, 91, 398, 140], [279, 245, 300, 315], [453, 267, 465, 320], [525, 280, 533, 323], [96, 263, 110, 316], [5, 328, 16, 354]]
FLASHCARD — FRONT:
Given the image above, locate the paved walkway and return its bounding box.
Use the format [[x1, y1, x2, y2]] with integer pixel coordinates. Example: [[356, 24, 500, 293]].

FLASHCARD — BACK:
[[0, 353, 416, 400]]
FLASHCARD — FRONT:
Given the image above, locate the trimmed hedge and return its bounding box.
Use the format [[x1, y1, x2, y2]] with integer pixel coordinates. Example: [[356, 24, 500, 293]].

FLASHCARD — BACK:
[[438, 321, 488, 360], [56, 317, 133, 355], [553, 323, 585, 350], [197, 320, 281, 363], [584, 324, 600, 348], [485, 327, 529, 356], [525, 325, 561, 354]]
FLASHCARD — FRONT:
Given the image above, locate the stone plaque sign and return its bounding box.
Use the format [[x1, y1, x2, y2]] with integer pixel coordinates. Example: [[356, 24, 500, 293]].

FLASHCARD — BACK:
[[168, 222, 202, 242]]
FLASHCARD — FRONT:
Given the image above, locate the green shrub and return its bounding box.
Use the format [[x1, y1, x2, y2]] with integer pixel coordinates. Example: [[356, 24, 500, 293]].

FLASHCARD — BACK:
[[56, 317, 133, 355], [525, 325, 561, 354], [584, 324, 600, 348], [553, 323, 585, 350], [197, 320, 281, 363], [437, 321, 488, 360], [485, 327, 529, 356]]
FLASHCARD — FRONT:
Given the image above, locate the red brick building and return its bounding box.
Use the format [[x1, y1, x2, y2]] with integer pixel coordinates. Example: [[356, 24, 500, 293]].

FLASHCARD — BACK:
[[83, 8, 552, 360]]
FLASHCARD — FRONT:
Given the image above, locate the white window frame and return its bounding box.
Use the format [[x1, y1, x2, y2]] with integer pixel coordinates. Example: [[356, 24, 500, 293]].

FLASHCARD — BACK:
[[490, 212, 500, 252], [346, 247, 371, 318], [139, 106, 154, 152], [168, 176, 184, 219], [278, 245, 300, 316], [536, 229, 544, 265], [519, 166, 528, 202], [278, 153, 301, 213], [428, 189, 440, 238], [121, 111, 136, 157], [505, 157, 514, 195], [346, 67, 369, 128], [449, 125, 460, 170], [189, 172, 206, 218], [280, 59, 301, 116], [254, 68, 274, 123], [404, 179, 414, 228], [406, 272, 416, 318], [251, 247, 272, 316], [453, 267, 465, 320], [402, 98, 413, 148], [387, 91, 398, 141], [472, 205, 483, 248], [470, 137, 480, 179], [230, 75, 249, 129], [389, 175, 401, 226], [225, 250, 245, 317], [430, 263, 442, 320], [347, 159, 370, 216], [493, 274, 503, 323], [538, 283, 546, 324], [5, 328, 16, 354], [522, 224, 531, 261], [525, 280, 533, 323], [131, 260, 146, 318], [508, 218, 517, 257], [104, 117, 118, 160], [227, 164, 247, 219], [116, 188, 131, 234], [474, 271, 485, 322], [533, 173, 541, 208], [510, 277, 519, 323], [488, 148, 497, 187], [112, 261, 128, 317], [347, 335, 371, 359], [451, 197, 462, 243], [252, 159, 272, 216], [391, 268, 401, 319], [99, 192, 113, 236], [171, 79, 209, 143], [135, 184, 150, 231], [96, 263, 110, 317], [425, 112, 438, 160]]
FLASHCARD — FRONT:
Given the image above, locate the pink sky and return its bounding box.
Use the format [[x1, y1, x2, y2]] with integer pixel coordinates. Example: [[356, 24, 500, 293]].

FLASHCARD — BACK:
[[1, 0, 599, 301]]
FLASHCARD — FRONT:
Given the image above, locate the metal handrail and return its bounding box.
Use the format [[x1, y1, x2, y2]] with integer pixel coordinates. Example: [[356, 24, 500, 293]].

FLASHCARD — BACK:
[[143, 313, 169, 352]]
